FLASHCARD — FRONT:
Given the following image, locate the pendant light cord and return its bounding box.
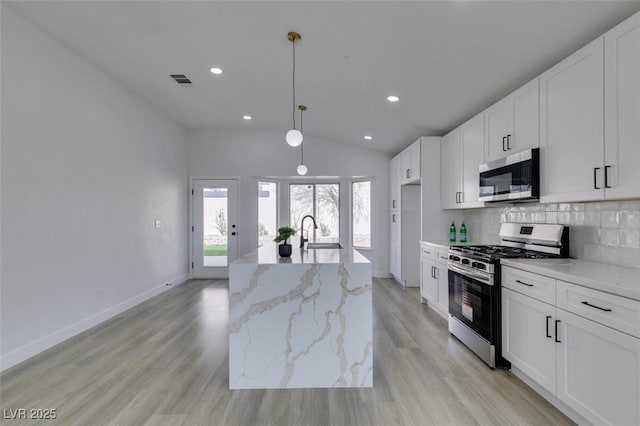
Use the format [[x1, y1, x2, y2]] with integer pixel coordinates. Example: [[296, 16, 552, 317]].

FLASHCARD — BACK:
[[300, 109, 304, 163], [292, 39, 297, 130]]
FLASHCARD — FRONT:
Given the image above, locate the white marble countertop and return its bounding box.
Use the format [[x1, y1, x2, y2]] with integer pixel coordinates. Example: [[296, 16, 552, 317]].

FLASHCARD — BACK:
[[501, 258, 640, 301], [233, 241, 370, 265]]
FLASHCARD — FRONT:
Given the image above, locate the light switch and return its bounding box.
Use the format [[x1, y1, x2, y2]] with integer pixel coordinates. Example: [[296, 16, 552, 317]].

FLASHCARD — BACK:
[[154, 219, 162, 228]]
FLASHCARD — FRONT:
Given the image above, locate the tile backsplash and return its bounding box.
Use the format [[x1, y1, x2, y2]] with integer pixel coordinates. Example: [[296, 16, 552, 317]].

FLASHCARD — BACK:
[[462, 200, 640, 269]]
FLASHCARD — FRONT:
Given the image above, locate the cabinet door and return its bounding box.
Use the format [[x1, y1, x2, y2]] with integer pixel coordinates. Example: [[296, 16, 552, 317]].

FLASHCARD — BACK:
[[502, 288, 557, 395], [556, 309, 640, 426], [420, 258, 437, 303], [460, 112, 485, 208], [409, 139, 421, 182], [485, 97, 512, 163], [540, 38, 605, 203], [435, 264, 448, 314], [390, 212, 401, 280], [441, 129, 461, 209], [511, 78, 540, 154], [390, 155, 401, 210], [604, 12, 640, 200]]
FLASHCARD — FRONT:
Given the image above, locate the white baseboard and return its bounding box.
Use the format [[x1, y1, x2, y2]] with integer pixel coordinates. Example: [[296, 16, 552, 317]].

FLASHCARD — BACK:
[[0, 273, 189, 372], [510, 366, 589, 425], [373, 271, 392, 279]]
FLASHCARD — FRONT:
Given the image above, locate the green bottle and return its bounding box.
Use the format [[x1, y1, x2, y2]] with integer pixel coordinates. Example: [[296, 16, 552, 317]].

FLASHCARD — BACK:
[[460, 223, 467, 243], [449, 222, 456, 243]]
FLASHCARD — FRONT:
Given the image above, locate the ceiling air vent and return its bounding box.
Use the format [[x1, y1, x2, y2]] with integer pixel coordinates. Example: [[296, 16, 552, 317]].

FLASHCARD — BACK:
[[170, 74, 192, 85]]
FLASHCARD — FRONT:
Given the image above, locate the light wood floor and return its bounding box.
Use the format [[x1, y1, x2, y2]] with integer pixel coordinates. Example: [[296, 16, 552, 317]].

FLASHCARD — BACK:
[[1, 278, 573, 425]]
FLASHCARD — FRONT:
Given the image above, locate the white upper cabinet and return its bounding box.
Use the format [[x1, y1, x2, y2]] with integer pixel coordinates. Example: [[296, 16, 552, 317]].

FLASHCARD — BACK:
[[441, 114, 485, 210], [390, 155, 401, 210], [441, 128, 461, 209], [485, 79, 540, 163], [400, 139, 421, 185], [460, 112, 486, 208], [540, 37, 605, 203], [604, 12, 640, 200]]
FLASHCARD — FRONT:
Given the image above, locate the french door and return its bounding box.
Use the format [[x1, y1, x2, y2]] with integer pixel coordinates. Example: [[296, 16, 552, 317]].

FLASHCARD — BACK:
[[192, 179, 238, 278]]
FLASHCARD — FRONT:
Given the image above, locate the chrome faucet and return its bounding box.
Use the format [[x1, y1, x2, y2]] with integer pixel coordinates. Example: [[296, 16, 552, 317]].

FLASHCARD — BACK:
[[300, 215, 318, 248]]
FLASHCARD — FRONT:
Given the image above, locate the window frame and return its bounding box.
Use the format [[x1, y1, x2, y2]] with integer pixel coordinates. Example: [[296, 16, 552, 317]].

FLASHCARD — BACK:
[[258, 180, 279, 247], [289, 182, 341, 244], [351, 179, 372, 250]]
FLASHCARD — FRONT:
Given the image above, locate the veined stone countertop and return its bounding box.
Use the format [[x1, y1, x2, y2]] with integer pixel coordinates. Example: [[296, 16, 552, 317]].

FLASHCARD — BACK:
[[501, 258, 640, 301], [229, 241, 373, 390], [233, 241, 370, 265]]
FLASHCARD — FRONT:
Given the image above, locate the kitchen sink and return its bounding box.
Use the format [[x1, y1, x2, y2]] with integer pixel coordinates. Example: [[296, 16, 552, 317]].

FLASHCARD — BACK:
[[306, 243, 342, 249]]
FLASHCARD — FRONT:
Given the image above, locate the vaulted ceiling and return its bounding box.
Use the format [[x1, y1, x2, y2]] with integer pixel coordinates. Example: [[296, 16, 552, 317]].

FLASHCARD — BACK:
[[6, 1, 640, 154]]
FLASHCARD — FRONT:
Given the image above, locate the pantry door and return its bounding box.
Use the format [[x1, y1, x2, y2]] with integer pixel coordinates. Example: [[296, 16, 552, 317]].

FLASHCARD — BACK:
[[192, 179, 238, 278]]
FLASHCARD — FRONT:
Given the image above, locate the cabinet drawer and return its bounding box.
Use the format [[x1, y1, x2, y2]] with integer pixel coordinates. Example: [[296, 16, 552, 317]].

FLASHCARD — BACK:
[[557, 280, 640, 339], [435, 249, 449, 265], [502, 266, 556, 305], [420, 244, 435, 261]]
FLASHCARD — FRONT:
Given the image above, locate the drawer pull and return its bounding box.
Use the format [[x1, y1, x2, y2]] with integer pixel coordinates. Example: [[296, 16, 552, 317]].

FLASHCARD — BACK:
[[439, 256, 448, 260], [515, 279, 534, 287], [581, 301, 612, 312], [546, 316, 552, 338]]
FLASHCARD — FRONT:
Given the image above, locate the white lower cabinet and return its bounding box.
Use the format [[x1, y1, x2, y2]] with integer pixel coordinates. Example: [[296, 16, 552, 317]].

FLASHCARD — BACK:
[[419, 243, 448, 319], [556, 309, 640, 426], [502, 265, 640, 425], [502, 288, 557, 395]]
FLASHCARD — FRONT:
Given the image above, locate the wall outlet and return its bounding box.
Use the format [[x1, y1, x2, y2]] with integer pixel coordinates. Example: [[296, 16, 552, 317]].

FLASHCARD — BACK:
[[154, 219, 162, 228]]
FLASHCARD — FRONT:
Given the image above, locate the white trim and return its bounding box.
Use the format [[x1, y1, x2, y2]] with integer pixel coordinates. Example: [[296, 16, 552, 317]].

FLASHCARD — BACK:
[[510, 366, 589, 425], [374, 271, 392, 279], [0, 273, 189, 372]]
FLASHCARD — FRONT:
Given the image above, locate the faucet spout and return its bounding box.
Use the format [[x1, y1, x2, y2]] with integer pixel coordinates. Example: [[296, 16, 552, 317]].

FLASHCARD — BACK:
[[300, 215, 318, 248]]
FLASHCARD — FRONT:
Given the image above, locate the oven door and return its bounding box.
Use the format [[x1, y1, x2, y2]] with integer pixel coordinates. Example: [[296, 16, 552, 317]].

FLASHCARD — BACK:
[[448, 263, 495, 343]]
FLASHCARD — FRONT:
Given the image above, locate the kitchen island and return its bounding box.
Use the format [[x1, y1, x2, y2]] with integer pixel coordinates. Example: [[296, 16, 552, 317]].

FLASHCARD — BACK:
[[229, 242, 372, 389]]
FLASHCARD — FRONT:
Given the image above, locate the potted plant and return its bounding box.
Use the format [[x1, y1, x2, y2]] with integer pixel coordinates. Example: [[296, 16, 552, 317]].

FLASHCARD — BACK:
[[274, 226, 296, 258]]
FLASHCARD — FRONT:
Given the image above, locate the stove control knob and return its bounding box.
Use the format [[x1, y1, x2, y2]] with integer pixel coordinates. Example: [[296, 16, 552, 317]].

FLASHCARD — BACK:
[[461, 259, 470, 265]]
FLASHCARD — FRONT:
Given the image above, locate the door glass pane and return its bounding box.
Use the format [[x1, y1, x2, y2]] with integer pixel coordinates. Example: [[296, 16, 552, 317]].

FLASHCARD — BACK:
[[352, 181, 371, 248], [316, 184, 340, 243], [290, 184, 314, 242], [203, 187, 228, 267], [258, 181, 277, 247]]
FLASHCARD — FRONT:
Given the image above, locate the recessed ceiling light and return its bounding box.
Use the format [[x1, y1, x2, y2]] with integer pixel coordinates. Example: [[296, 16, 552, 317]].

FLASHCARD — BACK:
[[243, 115, 252, 120], [387, 95, 399, 102], [364, 135, 373, 140], [210, 67, 223, 75]]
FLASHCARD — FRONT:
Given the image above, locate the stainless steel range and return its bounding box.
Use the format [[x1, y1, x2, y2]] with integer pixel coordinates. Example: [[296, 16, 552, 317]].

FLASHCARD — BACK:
[[447, 223, 570, 369]]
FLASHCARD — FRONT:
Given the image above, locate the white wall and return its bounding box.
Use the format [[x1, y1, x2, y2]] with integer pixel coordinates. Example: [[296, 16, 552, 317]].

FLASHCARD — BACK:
[[0, 8, 189, 370], [187, 129, 390, 275]]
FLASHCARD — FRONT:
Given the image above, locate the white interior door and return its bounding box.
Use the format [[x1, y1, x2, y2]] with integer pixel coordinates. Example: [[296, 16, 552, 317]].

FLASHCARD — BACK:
[[192, 179, 238, 279]]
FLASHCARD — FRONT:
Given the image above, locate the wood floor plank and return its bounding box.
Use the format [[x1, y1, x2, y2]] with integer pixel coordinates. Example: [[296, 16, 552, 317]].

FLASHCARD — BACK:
[[0, 278, 574, 425]]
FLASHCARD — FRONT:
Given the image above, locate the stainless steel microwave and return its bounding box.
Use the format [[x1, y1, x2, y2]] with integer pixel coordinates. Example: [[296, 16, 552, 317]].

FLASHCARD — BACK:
[[478, 148, 539, 202]]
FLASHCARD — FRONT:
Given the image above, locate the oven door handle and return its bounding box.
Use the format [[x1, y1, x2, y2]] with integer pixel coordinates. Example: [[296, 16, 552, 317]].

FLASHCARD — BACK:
[[448, 263, 493, 286]]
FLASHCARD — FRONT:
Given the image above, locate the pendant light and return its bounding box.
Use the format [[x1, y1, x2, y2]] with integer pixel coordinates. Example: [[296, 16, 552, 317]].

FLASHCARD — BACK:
[[286, 32, 303, 147], [297, 105, 308, 175]]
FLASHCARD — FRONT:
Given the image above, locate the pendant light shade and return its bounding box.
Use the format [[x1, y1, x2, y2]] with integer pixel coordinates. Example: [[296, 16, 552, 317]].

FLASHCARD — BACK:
[[286, 129, 303, 147], [296, 164, 308, 175], [286, 32, 303, 147]]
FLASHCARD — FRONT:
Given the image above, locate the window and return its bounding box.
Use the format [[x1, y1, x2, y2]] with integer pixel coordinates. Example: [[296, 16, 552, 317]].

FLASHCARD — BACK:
[[290, 183, 340, 243], [352, 181, 371, 248], [258, 181, 277, 247]]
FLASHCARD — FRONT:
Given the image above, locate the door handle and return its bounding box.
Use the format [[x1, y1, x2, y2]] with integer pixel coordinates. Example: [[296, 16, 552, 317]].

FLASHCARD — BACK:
[[431, 266, 435, 278], [502, 136, 507, 151], [392, 214, 396, 223], [594, 167, 601, 189], [546, 316, 552, 338], [515, 279, 534, 287], [581, 301, 612, 312], [406, 169, 410, 179], [232, 224, 236, 228], [604, 165, 611, 188], [231, 232, 236, 236], [434, 267, 438, 279], [392, 200, 396, 209], [555, 320, 561, 343], [506, 134, 511, 150]]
